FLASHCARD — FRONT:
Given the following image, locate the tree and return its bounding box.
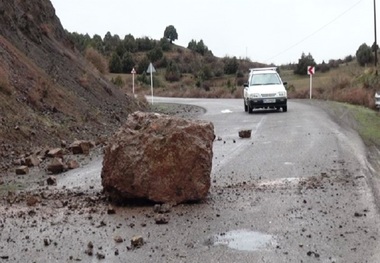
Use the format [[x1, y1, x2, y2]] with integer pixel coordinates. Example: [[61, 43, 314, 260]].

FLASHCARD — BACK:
[[109, 52, 122, 73], [147, 47, 163, 63], [223, 56, 239, 75], [121, 52, 135, 73], [294, 52, 316, 75], [165, 60, 181, 82], [164, 25, 178, 43], [356, 43, 374, 66]]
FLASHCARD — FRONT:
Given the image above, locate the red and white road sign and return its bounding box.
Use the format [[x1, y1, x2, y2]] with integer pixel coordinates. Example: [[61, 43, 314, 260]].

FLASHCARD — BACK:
[[131, 68, 136, 74], [307, 66, 315, 75]]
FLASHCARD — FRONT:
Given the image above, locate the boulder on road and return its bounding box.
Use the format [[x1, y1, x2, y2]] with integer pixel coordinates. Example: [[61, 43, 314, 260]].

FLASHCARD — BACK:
[[101, 111, 214, 204], [238, 129, 252, 138]]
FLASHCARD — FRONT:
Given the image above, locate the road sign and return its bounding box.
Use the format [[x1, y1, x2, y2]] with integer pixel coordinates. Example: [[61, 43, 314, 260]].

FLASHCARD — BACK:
[[307, 66, 315, 75], [147, 63, 156, 74], [307, 66, 314, 99], [131, 68, 136, 95], [147, 63, 156, 103]]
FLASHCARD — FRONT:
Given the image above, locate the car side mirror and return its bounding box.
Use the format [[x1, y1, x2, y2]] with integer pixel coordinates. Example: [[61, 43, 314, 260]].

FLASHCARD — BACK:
[[244, 83, 249, 88], [283, 82, 288, 86]]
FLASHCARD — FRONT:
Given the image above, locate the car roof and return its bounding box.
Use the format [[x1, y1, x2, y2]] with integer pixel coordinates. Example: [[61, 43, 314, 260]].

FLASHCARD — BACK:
[[249, 67, 278, 75]]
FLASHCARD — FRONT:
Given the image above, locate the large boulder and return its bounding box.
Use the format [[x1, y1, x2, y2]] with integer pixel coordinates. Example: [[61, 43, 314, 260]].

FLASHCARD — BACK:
[[101, 111, 215, 204]]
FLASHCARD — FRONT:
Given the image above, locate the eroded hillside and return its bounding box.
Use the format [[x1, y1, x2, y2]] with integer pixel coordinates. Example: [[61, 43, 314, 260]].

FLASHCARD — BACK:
[[0, 0, 143, 171]]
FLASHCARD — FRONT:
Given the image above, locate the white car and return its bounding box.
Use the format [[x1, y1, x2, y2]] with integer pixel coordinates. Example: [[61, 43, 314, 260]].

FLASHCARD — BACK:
[[243, 67, 287, 113], [376, 91, 380, 108]]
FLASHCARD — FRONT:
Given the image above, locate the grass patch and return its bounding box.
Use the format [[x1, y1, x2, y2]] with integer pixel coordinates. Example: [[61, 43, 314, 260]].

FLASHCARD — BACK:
[[352, 107, 380, 146], [0, 181, 26, 196]]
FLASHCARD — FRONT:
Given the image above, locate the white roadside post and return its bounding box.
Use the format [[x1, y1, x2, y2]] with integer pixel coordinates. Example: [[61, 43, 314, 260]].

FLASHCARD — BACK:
[[147, 63, 156, 104], [307, 66, 315, 99], [131, 67, 136, 95]]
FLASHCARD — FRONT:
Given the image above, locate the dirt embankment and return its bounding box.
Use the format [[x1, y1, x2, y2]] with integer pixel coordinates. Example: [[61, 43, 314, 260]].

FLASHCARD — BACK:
[[0, 0, 145, 172]]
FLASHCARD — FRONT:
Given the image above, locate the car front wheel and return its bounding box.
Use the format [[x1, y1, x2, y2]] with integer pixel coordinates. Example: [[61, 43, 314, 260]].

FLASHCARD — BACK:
[[282, 106, 287, 112]]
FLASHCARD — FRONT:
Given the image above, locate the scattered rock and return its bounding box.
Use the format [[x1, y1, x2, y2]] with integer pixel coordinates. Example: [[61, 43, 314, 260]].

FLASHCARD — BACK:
[[101, 111, 215, 204], [238, 129, 252, 138], [25, 154, 40, 167], [47, 158, 66, 174], [26, 196, 39, 206], [47, 148, 64, 158], [69, 140, 93, 155], [66, 159, 79, 169], [15, 165, 29, 175], [107, 206, 116, 215], [43, 238, 51, 246], [131, 235, 144, 248], [96, 252, 105, 259], [114, 236, 123, 243], [154, 214, 169, 224], [47, 176, 57, 186], [153, 203, 172, 214]]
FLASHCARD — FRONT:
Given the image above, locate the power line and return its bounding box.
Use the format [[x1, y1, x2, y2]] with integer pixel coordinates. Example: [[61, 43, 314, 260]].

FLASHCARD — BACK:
[[265, 0, 365, 63]]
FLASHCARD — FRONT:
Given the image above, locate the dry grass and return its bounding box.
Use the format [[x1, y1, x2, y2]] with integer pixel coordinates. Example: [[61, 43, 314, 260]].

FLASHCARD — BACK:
[[85, 47, 109, 74], [286, 62, 379, 109]]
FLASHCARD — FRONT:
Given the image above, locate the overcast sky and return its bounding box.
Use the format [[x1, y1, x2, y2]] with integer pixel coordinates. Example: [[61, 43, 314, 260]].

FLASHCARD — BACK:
[[50, 0, 375, 65]]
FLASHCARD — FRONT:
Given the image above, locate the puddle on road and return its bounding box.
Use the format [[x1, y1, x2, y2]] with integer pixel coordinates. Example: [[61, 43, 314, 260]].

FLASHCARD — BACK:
[[211, 229, 276, 251]]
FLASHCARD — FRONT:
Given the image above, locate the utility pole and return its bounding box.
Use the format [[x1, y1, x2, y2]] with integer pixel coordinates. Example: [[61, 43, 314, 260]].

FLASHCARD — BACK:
[[375, 0, 378, 68]]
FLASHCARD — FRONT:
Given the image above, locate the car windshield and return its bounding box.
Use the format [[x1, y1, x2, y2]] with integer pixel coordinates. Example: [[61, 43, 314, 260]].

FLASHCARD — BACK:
[[250, 73, 281, 85]]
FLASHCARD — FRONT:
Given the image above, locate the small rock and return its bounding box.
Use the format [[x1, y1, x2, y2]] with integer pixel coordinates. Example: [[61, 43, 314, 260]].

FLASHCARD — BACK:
[[131, 235, 144, 248], [25, 155, 40, 167], [154, 214, 169, 224], [107, 206, 116, 215], [47, 148, 64, 158], [238, 129, 252, 138], [43, 238, 51, 246], [26, 196, 39, 206], [114, 236, 123, 243], [96, 252, 105, 259], [47, 176, 57, 186], [66, 159, 79, 169], [16, 166, 29, 175], [47, 158, 66, 174]]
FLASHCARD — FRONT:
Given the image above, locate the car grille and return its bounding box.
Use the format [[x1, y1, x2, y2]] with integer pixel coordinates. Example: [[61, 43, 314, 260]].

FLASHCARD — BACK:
[[261, 93, 276, 97]]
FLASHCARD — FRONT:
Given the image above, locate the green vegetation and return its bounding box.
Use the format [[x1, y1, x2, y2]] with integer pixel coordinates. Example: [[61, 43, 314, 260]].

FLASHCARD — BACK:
[[163, 25, 178, 43]]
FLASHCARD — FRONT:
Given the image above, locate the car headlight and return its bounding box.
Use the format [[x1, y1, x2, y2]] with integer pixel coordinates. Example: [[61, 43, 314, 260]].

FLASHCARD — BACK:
[[249, 93, 260, 98], [278, 91, 287, 97]]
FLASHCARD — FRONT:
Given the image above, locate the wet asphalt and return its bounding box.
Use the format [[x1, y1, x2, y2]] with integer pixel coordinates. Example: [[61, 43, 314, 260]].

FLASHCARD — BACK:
[[1, 98, 380, 262]]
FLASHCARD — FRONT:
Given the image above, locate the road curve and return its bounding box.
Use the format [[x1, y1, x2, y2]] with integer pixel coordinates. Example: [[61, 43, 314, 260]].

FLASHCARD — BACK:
[[150, 97, 380, 262], [2, 98, 380, 262]]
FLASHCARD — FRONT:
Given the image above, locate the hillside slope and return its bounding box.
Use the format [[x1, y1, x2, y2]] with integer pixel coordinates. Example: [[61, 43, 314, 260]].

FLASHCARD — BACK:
[[0, 0, 143, 171]]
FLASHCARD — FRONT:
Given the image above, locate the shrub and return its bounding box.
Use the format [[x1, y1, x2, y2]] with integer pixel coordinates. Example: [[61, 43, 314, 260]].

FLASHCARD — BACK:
[[85, 47, 109, 74], [111, 76, 124, 87], [356, 43, 373, 66]]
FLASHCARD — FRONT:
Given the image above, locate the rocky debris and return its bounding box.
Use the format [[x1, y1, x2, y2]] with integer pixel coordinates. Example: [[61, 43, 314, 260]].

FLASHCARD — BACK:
[[85, 241, 94, 256], [47, 148, 64, 158], [15, 165, 29, 175], [153, 203, 172, 214], [47, 158, 66, 174], [69, 140, 93, 155], [238, 129, 252, 138], [46, 176, 57, 186], [114, 236, 123, 243], [66, 159, 79, 169], [107, 206, 116, 214], [25, 154, 40, 167], [154, 214, 170, 224], [101, 111, 215, 204], [26, 195, 39, 206], [43, 238, 52, 246], [131, 235, 144, 248]]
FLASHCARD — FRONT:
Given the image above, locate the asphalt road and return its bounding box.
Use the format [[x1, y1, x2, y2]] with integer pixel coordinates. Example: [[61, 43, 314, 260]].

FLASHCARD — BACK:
[[1, 98, 380, 262]]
